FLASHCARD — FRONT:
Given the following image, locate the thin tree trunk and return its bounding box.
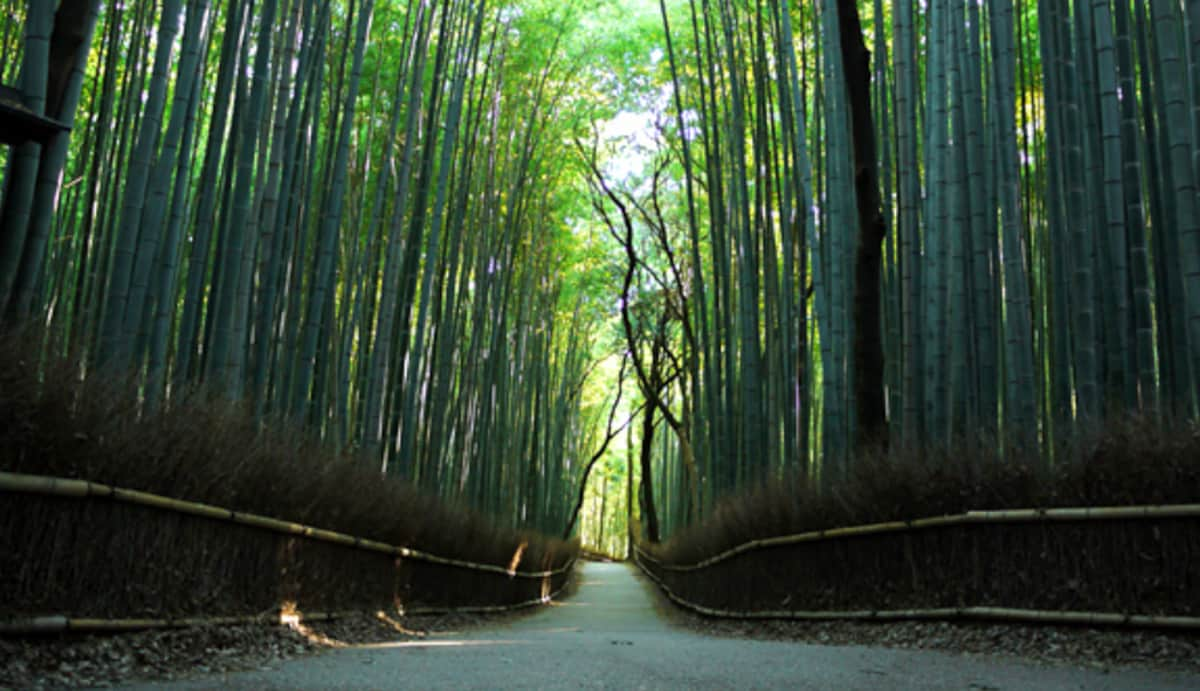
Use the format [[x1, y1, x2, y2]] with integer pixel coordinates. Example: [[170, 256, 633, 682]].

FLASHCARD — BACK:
[[835, 0, 887, 450]]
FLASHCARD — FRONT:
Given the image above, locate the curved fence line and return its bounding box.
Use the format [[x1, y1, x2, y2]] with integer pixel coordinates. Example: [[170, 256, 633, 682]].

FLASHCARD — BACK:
[[632, 551, 1200, 630], [635, 503, 1200, 571], [0, 578, 573, 635], [0, 471, 576, 579]]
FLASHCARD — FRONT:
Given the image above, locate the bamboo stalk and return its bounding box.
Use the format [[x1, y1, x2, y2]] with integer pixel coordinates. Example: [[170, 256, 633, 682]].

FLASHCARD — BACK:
[[632, 553, 1200, 630], [0, 471, 576, 578], [638, 504, 1200, 571]]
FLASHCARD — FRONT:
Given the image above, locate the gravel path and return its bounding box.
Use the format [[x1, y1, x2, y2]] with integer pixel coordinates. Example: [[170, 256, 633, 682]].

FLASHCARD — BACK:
[[118, 561, 1200, 690]]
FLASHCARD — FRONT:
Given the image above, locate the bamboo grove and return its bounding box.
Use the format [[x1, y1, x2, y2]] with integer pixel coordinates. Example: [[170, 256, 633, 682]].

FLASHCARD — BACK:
[[2, 1, 1200, 546], [583, 0, 1200, 539], [0, 0, 615, 535]]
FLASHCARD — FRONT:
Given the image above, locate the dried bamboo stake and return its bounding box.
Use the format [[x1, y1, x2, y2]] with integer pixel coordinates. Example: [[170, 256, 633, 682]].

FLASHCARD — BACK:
[[0, 471, 577, 578], [637, 504, 1200, 571], [632, 553, 1200, 630]]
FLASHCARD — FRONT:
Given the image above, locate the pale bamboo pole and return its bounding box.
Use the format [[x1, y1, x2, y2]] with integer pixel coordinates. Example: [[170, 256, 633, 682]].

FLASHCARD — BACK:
[[990, 0, 1038, 444], [96, 0, 185, 368], [1151, 0, 1200, 408], [291, 0, 375, 421]]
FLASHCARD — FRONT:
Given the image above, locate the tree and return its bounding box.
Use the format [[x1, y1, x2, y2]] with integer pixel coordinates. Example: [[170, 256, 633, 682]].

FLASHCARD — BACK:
[[835, 0, 888, 450]]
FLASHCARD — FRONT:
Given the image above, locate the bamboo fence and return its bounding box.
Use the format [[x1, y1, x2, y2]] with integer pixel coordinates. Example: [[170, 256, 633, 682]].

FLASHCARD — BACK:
[[636, 504, 1200, 571], [633, 551, 1200, 628], [1, 470, 579, 632], [631, 503, 1200, 630], [0, 471, 576, 578], [0, 579, 573, 635]]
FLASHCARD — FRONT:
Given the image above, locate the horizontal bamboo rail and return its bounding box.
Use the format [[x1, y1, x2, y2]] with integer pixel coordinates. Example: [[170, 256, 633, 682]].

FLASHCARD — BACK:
[[0, 611, 347, 635], [632, 552, 1200, 631], [0, 578, 573, 635], [636, 503, 1200, 571], [0, 471, 576, 578]]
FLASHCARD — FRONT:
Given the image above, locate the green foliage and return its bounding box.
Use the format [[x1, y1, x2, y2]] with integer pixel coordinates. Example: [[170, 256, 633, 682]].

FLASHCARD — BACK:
[[2, 0, 1198, 549]]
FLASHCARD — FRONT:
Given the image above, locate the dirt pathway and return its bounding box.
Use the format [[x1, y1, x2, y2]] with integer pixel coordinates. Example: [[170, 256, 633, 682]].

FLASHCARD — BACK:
[[120, 561, 1200, 690]]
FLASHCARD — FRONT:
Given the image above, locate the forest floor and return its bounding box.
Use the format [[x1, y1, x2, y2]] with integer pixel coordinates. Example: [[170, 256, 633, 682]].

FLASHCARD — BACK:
[[660, 606, 1200, 675]]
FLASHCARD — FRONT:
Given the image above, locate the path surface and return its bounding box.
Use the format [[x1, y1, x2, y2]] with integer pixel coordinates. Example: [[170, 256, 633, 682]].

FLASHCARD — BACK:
[[126, 562, 1199, 690]]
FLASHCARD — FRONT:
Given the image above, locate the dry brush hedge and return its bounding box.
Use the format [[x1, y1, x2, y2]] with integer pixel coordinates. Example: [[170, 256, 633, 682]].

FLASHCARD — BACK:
[[0, 334, 577, 629], [0, 478, 576, 627], [634, 424, 1200, 626], [636, 511, 1200, 624]]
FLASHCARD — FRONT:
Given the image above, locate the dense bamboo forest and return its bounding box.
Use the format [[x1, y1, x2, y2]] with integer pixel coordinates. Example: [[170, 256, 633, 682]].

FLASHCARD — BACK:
[[1, 0, 1198, 551]]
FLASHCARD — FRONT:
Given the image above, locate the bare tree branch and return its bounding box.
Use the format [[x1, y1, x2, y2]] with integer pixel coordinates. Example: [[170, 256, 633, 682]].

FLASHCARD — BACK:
[[562, 354, 645, 539]]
